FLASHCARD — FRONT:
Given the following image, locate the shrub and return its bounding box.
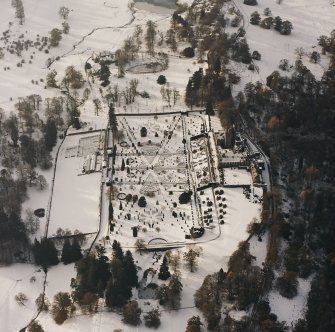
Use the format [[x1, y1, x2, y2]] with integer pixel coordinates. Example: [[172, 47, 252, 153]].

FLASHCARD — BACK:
[[280, 21, 293, 35], [260, 17, 273, 29], [138, 196, 147, 208], [263, 8, 272, 16], [179, 191, 192, 204], [252, 50, 261, 60], [157, 75, 167, 85], [140, 127, 147, 137]]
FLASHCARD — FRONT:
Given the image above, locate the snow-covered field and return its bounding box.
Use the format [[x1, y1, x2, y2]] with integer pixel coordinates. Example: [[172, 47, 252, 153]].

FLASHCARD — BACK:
[[230, 0, 335, 93], [0, 0, 331, 330], [48, 133, 103, 236]]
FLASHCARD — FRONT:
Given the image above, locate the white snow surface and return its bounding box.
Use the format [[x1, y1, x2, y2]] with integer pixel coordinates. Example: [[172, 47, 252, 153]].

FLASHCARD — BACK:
[[0, 0, 330, 330], [230, 0, 335, 94], [269, 276, 312, 327]]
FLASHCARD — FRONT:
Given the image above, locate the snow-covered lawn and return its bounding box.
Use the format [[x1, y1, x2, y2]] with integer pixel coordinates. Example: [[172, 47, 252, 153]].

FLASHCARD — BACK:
[[48, 133, 102, 236], [0, 264, 45, 332], [231, 0, 334, 89], [269, 276, 312, 327], [1, 0, 327, 329]]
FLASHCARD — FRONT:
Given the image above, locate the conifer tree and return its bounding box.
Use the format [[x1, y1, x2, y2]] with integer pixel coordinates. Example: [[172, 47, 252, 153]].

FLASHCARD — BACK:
[[158, 255, 171, 280], [44, 118, 57, 151], [138, 196, 147, 208], [33, 238, 59, 268], [109, 203, 114, 221], [105, 270, 132, 307], [61, 238, 72, 264], [124, 250, 138, 287], [112, 240, 124, 260], [71, 238, 83, 262], [167, 274, 183, 309]]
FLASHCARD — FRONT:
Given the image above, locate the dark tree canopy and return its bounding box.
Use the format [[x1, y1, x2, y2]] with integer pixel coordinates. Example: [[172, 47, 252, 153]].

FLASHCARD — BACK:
[[157, 75, 167, 85], [182, 47, 195, 58], [138, 196, 147, 208], [179, 191, 193, 204], [44, 118, 57, 151], [33, 238, 59, 268], [158, 255, 171, 280]]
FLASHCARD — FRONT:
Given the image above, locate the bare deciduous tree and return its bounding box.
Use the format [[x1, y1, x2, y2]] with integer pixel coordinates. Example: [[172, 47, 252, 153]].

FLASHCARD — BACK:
[[58, 6, 70, 20], [183, 245, 203, 272]]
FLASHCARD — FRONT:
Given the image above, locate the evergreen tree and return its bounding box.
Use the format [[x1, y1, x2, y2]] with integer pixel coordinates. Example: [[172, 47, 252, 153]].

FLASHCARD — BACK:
[[109, 203, 114, 221], [3, 115, 19, 146], [182, 47, 195, 58], [157, 75, 167, 85], [61, 238, 72, 264], [74, 254, 111, 300], [44, 118, 57, 151], [99, 63, 110, 83], [213, 57, 221, 74], [167, 274, 183, 309], [20, 135, 37, 167], [124, 250, 138, 287], [205, 100, 215, 115], [138, 196, 147, 208], [105, 260, 132, 307], [179, 191, 192, 204], [112, 240, 124, 260], [158, 255, 171, 280], [71, 238, 83, 262], [185, 79, 195, 108], [140, 127, 147, 137], [33, 238, 59, 268]]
